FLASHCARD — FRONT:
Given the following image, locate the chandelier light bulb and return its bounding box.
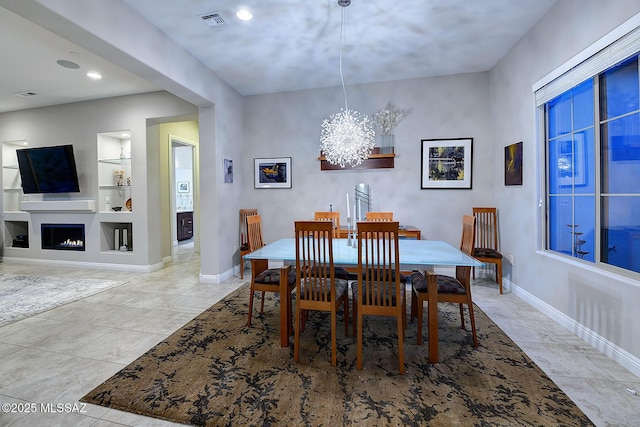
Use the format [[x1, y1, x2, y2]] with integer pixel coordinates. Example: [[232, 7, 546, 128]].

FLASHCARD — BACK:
[[320, 109, 375, 168]]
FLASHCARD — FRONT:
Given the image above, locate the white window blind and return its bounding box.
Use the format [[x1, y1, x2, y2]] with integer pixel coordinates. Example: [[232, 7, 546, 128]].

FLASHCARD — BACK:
[[535, 24, 640, 106]]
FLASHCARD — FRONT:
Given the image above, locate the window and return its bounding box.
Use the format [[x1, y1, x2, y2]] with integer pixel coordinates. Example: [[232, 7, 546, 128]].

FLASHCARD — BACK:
[[543, 55, 640, 275]]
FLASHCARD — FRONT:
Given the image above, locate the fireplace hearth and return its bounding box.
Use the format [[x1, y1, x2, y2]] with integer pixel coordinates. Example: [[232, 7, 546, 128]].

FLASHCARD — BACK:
[[41, 224, 85, 251]]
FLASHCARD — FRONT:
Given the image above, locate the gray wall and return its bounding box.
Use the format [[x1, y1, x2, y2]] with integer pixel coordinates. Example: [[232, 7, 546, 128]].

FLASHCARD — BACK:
[[489, 0, 640, 370], [244, 72, 492, 246]]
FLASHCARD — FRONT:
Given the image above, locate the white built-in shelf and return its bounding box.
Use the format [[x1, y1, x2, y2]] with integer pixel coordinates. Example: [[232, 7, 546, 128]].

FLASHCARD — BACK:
[[20, 200, 96, 212], [2, 165, 19, 169], [98, 158, 131, 165], [99, 185, 132, 190]]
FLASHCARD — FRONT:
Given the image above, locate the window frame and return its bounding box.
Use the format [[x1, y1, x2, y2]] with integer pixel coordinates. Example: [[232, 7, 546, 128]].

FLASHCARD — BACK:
[[534, 14, 640, 280]]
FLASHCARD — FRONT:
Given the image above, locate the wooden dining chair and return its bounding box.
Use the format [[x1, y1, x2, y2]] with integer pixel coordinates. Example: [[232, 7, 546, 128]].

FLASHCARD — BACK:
[[246, 215, 296, 329], [313, 211, 340, 238], [313, 211, 355, 280], [410, 214, 479, 351], [365, 211, 393, 221], [294, 221, 350, 366], [239, 208, 258, 279], [472, 207, 504, 294], [352, 221, 406, 374]]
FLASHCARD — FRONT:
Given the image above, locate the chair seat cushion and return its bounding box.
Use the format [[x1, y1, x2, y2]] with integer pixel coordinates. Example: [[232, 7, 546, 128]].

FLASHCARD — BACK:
[[363, 270, 407, 283], [334, 267, 356, 280], [255, 268, 296, 285], [473, 247, 503, 259], [411, 272, 467, 295], [351, 281, 402, 305], [299, 278, 348, 300]]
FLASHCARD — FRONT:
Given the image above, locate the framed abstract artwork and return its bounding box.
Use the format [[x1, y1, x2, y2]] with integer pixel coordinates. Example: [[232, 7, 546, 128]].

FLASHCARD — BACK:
[[254, 157, 292, 189], [421, 138, 473, 189], [505, 141, 523, 186], [224, 158, 233, 183]]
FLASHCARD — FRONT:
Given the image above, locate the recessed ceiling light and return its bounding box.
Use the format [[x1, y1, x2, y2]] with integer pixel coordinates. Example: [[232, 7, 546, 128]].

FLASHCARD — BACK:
[[236, 8, 252, 21], [57, 59, 80, 69], [87, 71, 102, 80]]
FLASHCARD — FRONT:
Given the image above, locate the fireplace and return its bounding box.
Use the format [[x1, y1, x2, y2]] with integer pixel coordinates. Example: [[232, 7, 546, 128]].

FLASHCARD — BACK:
[[41, 224, 85, 251]]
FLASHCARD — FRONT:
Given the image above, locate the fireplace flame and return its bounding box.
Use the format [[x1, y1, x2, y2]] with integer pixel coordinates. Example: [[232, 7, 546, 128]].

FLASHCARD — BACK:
[[60, 239, 84, 248]]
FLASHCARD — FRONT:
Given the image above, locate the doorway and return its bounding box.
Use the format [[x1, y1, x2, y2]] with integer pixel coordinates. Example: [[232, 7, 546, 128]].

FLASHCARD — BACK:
[[170, 135, 199, 259]]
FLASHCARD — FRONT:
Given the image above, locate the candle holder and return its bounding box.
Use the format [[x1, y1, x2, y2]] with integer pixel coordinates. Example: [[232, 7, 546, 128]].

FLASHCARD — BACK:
[[347, 216, 352, 246]]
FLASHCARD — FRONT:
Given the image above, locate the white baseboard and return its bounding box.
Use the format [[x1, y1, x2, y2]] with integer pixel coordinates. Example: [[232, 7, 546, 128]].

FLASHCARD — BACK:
[[200, 265, 237, 284], [506, 277, 640, 378], [1, 256, 164, 273]]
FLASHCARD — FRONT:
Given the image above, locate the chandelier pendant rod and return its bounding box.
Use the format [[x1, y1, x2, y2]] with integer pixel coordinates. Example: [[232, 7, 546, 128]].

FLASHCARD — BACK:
[[339, 5, 348, 111]]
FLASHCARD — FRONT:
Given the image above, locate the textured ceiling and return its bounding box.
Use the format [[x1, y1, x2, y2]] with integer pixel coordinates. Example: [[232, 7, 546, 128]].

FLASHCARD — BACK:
[[122, 0, 557, 95], [0, 0, 557, 113]]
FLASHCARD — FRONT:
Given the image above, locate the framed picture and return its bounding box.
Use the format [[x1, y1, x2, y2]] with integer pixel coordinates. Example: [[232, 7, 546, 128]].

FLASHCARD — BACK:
[[177, 181, 190, 193], [224, 158, 233, 183], [505, 141, 523, 186], [421, 138, 473, 189], [254, 157, 292, 189]]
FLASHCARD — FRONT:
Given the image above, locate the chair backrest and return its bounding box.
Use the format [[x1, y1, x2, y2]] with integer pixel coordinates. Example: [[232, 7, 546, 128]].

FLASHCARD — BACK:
[[246, 214, 265, 252], [313, 211, 340, 238], [472, 207, 498, 250], [240, 209, 258, 247], [365, 211, 394, 221], [295, 221, 336, 303], [457, 214, 477, 288], [357, 221, 401, 309]]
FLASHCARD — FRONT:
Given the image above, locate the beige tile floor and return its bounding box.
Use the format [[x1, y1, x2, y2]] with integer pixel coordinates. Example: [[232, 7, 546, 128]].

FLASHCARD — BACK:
[[0, 244, 638, 426]]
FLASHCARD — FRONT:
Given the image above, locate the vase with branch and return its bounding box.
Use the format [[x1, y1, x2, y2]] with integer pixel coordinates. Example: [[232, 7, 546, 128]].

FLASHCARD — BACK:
[[373, 102, 411, 154]]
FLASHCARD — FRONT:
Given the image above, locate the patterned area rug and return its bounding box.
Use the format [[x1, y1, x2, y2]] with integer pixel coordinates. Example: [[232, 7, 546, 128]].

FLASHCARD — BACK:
[[0, 274, 126, 327], [82, 284, 593, 426]]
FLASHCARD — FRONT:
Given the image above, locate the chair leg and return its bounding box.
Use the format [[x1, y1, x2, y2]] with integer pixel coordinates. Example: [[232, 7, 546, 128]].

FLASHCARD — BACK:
[[416, 292, 424, 346], [467, 301, 478, 348], [352, 300, 357, 337], [496, 261, 503, 294], [402, 294, 407, 330], [294, 301, 301, 363], [459, 303, 465, 330], [247, 289, 254, 327], [343, 296, 349, 336], [356, 309, 363, 370], [331, 309, 337, 366], [260, 291, 266, 314], [410, 291, 416, 322], [397, 309, 405, 375]]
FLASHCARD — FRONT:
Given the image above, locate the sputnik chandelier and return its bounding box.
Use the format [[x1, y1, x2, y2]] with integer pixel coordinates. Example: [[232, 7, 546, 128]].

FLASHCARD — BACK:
[[320, 0, 375, 168]]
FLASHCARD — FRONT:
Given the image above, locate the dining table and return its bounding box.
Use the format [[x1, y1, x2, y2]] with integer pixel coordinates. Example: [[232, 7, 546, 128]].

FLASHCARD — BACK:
[[244, 237, 482, 363]]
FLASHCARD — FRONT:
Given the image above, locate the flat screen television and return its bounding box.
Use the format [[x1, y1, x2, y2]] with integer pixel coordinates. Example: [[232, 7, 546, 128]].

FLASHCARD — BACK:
[[16, 144, 81, 194]]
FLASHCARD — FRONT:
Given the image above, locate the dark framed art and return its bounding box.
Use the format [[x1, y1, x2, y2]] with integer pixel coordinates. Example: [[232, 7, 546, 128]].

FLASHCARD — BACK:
[[224, 158, 233, 183], [254, 157, 292, 189], [505, 141, 523, 186], [421, 138, 473, 189]]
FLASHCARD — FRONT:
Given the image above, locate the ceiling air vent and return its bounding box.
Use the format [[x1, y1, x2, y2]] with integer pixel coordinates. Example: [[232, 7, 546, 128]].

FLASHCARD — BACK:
[[14, 91, 38, 98], [199, 11, 228, 28]]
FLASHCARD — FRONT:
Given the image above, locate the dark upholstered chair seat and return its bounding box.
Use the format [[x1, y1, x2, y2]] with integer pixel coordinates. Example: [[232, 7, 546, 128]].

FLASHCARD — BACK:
[[363, 270, 407, 283], [410, 271, 467, 295], [351, 281, 402, 305], [473, 247, 503, 259], [299, 277, 348, 301], [334, 267, 356, 280], [255, 268, 297, 285]]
